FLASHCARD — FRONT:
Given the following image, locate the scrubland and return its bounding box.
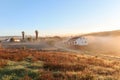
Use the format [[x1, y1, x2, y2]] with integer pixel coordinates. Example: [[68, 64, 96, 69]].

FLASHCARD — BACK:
[[0, 49, 120, 80]]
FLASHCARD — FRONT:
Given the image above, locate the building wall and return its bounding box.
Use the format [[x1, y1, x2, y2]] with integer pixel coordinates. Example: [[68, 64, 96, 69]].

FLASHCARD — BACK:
[[75, 38, 88, 46], [65, 37, 88, 46]]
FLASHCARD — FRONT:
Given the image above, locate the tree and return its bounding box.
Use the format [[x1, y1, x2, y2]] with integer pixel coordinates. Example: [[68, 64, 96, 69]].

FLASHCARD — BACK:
[[35, 30, 39, 40], [22, 31, 25, 40]]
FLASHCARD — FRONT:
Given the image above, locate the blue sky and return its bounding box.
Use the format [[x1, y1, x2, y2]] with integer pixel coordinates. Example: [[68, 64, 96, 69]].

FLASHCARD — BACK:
[[0, 0, 120, 36]]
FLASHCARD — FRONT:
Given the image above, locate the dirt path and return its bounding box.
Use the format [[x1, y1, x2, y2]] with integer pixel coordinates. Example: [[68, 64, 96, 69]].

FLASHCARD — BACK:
[[55, 42, 120, 60], [1, 42, 51, 50]]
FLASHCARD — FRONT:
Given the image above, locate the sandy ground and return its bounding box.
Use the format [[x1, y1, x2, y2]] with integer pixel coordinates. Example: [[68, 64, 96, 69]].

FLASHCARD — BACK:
[[1, 41, 57, 50]]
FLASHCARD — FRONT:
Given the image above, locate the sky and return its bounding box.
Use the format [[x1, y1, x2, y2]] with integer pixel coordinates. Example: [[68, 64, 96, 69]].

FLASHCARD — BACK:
[[0, 0, 120, 36]]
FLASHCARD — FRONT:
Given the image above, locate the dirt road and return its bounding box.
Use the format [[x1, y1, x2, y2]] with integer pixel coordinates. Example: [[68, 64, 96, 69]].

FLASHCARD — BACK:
[[1, 41, 51, 50], [55, 41, 120, 60]]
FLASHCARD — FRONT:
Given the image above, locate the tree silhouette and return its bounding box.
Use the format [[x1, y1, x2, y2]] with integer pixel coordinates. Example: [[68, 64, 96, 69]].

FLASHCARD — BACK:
[[35, 30, 39, 40], [22, 31, 25, 40]]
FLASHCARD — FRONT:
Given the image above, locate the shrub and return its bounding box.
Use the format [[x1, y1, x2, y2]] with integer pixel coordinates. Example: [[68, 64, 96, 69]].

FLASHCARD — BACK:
[[20, 75, 32, 80], [0, 59, 7, 68], [1, 74, 16, 80]]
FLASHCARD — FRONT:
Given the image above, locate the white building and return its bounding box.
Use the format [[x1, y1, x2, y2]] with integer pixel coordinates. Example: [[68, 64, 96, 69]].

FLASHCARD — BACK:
[[66, 36, 88, 46], [2, 37, 21, 42]]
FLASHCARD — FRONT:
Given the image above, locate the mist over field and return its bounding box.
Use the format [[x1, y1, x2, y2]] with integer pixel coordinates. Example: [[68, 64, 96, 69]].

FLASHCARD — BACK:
[[86, 36, 120, 56]]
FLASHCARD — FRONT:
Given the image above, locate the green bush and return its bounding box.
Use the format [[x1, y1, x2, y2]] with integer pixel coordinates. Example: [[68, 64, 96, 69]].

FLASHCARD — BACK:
[[0, 68, 40, 80]]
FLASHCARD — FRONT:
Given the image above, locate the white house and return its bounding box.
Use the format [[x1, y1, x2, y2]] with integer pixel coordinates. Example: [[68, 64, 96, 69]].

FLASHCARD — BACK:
[[66, 36, 88, 46]]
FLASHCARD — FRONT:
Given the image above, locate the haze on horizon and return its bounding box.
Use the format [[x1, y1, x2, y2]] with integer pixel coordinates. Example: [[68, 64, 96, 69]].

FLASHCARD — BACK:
[[0, 0, 120, 36]]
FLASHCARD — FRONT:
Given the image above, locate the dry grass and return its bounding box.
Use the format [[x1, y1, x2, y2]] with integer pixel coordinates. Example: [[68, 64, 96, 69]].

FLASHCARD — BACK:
[[0, 59, 7, 68], [0, 49, 120, 80]]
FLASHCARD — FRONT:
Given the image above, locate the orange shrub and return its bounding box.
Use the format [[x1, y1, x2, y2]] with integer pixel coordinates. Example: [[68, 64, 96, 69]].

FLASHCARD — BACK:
[[0, 59, 7, 68]]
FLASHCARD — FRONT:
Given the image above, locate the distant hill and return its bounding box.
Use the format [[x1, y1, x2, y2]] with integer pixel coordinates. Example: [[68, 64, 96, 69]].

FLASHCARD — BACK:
[[83, 30, 120, 36]]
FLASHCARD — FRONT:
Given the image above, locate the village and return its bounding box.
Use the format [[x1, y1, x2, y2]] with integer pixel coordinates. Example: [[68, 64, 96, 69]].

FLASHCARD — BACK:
[[0, 30, 88, 50]]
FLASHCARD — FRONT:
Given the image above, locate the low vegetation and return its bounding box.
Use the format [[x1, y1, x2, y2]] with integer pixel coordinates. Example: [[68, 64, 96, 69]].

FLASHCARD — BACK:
[[0, 49, 120, 80]]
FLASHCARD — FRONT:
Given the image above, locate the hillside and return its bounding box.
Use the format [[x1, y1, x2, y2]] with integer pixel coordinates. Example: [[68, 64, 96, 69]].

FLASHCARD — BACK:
[[84, 30, 120, 36], [0, 49, 120, 80], [68, 30, 120, 57]]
